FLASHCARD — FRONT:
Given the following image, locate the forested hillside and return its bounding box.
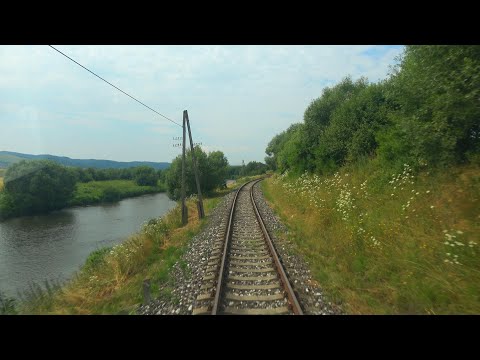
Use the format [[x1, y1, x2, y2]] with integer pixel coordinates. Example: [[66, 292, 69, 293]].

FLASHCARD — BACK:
[[0, 151, 170, 170]]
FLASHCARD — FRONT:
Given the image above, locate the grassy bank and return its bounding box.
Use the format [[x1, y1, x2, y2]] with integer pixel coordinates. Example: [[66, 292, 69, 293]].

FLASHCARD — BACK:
[[12, 189, 228, 314], [68, 180, 166, 206], [262, 161, 480, 314], [0, 177, 3, 191]]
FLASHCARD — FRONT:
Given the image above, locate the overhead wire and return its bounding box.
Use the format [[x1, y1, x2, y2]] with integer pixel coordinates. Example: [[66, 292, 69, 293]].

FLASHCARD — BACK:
[[48, 45, 183, 128]]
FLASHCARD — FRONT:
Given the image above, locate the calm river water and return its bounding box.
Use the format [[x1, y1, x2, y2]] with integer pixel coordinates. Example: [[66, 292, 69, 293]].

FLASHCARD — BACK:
[[0, 193, 176, 298]]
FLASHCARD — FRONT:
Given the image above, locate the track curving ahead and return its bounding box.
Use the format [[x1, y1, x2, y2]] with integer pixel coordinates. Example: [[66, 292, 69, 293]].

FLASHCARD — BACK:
[[192, 179, 303, 315]]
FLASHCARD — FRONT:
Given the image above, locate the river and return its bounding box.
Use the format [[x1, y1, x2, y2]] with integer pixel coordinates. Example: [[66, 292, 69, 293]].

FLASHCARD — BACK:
[[0, 193, 176, 298]]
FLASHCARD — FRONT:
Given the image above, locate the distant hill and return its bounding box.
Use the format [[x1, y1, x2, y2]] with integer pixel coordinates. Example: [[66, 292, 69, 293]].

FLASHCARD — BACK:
[[0, 151, 170, 170]]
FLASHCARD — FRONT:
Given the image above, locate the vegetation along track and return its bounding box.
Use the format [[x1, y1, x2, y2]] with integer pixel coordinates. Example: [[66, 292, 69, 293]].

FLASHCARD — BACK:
[[192, 179, 303, 315]]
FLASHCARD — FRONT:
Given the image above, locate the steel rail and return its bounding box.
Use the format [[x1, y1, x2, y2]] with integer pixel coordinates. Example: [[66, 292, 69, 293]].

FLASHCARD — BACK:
[[211, 180, 250, 314], [250, 179, 303, 315], [211, 178, 303, 315]]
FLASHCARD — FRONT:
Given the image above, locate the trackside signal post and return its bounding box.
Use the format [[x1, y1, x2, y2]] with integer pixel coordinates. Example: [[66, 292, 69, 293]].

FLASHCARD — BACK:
[[181, 110, 205, 225]]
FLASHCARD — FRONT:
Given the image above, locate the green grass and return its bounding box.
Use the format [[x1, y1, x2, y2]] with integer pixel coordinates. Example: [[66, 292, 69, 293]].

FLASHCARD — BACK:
[[0, 177, 3, 192], [262, 161, 480, 314], [69, 180, 166, 206]]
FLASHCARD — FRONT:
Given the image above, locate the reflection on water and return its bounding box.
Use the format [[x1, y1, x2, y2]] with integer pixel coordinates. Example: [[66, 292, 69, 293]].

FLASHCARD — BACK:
[[0, 193, 176, 298]]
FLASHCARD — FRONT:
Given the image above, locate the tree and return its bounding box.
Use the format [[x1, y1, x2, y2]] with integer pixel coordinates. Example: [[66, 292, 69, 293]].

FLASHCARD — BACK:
[[240, 161, 268, 176], [206, 151, 229, 189], [133, 166, 158, 186], [265, 123, 304, 172], [226, 165, 243, 179], [277, 124, 309, 174], [377, 45, 480, 169], [3, 160, 77, 215], [165, 147, 229, 200], [316, 82, 391, 169], [303, 76, 369, 172]]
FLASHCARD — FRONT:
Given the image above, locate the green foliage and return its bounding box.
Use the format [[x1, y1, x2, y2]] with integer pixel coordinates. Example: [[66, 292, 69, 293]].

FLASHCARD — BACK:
[[227, 165, 243, 178], [228, 162, 268, 178], [205, 151, 229, 190], [69, 180, 163, 206], [0, 192, 16, 219], [277, 124, 309, 174], [5, 166, 167, 213], [316, 82, 391, 170], [303, 77, 369, 172], [102, 186, 122, 202], [377, 45, 480, 168], [265, 123, 303, 172], [241, 161, 268, 176], [66, 166, 165, 185], [133, 166, 158, 186], [165, 146, 229, 200], [0, 291, 17, 314], [83, 247, 111, 271], [266, 45, 480, 176], [1, 160, 76, 218]]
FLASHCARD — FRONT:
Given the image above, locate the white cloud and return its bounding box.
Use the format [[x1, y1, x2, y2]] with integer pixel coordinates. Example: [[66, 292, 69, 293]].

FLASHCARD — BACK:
[[0, 45, 404, 164]]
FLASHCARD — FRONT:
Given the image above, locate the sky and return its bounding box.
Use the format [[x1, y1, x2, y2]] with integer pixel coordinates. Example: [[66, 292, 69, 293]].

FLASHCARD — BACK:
[[0, 45, 404, 165]]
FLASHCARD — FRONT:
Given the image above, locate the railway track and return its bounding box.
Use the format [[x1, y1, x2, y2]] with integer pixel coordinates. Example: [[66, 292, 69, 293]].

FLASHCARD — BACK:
[[192, 179, 303, 315]]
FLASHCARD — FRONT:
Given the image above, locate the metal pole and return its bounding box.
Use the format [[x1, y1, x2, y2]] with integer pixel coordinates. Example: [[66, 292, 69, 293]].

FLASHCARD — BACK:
[[181, 113, 187, 225], [184, 110, 205, 219]]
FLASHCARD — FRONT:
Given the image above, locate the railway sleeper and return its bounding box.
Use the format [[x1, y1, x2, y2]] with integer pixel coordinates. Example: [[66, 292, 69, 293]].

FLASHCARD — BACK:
[[225, 293, 285, 301], [222, 306, 290, 315]]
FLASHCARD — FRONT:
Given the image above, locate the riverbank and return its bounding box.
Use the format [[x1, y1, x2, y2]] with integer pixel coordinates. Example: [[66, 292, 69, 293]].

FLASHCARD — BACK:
[[9, 196, 220, 314], [261, 162, 480, 314], [0, 179, 167, 221], [0, 192, 176, 304], [68, 180, 166, 206]]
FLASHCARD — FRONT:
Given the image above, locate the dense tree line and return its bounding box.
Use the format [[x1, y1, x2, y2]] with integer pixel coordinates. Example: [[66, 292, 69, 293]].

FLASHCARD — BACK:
[[70, 166, 164, 185], [266, 45, 480, 174], [227, 161, 268, 179]]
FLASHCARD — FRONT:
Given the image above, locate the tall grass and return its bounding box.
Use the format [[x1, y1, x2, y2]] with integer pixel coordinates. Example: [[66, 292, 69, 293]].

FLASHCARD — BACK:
[[0, 177, 4, 191], [262, 160, 480, 314], [0, 290, 17, 314]]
